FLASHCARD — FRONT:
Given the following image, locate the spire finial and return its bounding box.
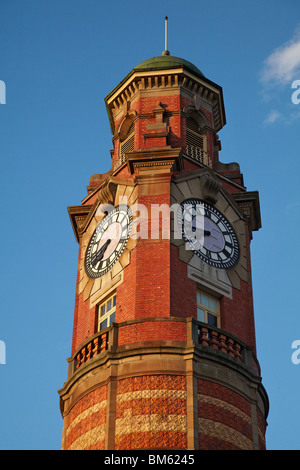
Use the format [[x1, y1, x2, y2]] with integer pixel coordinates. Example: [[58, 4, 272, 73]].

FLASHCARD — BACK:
[[162, 16, 170, 56]]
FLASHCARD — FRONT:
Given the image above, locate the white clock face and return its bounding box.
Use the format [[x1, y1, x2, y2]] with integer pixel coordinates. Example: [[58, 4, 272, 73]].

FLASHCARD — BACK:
[[178, 198, 240, 269], [85, 205, 132, 278]]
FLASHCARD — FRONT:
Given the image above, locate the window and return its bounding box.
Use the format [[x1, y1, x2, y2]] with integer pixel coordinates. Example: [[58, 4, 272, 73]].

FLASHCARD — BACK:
[[98, 294, 116, 332], [196, 290, 220, 328]]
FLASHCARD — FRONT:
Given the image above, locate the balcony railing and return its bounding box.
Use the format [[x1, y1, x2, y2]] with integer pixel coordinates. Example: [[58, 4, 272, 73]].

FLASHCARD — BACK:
[[185, 145, 212, 168], [68, 318, 260, 378], [75, 331, 108, 370], [198, 324, 242, 360], [195, 322, 260, 375]]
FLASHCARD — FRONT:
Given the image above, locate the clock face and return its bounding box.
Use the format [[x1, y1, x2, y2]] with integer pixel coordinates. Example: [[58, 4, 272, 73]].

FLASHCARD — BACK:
[[85, 205, 132, 278], [178, 198, 240, 269]]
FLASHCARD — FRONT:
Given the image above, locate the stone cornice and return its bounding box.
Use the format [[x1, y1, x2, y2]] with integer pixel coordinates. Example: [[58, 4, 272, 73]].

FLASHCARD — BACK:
[[126, 147, 183, 174], [233, 191, 262, 232], [105, 68, 226, 135], [67, 205, 93, 243]]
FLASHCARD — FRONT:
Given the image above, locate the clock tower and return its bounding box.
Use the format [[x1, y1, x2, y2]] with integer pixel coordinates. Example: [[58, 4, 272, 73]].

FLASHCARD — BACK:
[[58, 49, 268, 450]]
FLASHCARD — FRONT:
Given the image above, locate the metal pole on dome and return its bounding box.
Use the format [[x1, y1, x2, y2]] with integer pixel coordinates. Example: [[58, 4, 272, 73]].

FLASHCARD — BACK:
[[165, 16, 168, 50], [162, 16, 170, 56]]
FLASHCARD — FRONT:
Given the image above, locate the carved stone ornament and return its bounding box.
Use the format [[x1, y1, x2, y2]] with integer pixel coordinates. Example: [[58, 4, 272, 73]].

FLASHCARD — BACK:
[[97, 180, 117, 206], [199, 171, 221, 204]]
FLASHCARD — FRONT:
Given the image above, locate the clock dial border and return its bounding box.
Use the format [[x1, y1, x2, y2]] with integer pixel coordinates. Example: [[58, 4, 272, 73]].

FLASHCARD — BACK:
[[178, 198, 240, 269], [84, 205, 133, 279]]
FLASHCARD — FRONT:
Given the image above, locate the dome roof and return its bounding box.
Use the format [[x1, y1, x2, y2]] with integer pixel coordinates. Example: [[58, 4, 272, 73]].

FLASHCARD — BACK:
[[133, 54, 204, 78]]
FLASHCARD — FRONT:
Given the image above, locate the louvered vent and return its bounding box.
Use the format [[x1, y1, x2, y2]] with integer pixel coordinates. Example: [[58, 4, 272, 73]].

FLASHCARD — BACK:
[[119, 123, 135, 165], [186, 117, 207, 165]]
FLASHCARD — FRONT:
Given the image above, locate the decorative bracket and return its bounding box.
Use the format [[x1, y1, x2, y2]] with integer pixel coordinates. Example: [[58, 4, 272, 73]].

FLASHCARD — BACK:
[[199, 170, 221, 204]]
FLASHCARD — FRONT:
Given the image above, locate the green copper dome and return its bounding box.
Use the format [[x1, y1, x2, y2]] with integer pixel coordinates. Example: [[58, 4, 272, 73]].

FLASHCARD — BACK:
[[133, 54, 204, 78]]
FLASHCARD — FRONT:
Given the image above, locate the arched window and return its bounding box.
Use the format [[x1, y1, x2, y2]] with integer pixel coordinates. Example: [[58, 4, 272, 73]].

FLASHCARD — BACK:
[[186, 116, 207, 164], [117, 111, 136, 166], [119, 121, 135, 165]]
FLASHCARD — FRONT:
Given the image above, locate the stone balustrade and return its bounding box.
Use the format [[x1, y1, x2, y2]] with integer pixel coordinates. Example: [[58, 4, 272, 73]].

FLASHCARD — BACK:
[[75, 331, 108, 370], [198, 325, 242, 360], [69, 318, 260, 378], [196, 322, 260, 375]]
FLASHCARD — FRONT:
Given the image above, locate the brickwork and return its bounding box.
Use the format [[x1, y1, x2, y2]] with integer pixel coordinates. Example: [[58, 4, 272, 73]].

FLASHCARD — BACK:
[[134, 192, 171, 319], [197, 379, 265, 450], [221, 280, 256, 349], [71, 290, 97, 354], [118, 319, 187, 346], [115, 375, 187, 450], [257, 409, 267, 450], [64, 386, 107, 450], [171, 245, 197, 320], [115, 248, 137, 323]]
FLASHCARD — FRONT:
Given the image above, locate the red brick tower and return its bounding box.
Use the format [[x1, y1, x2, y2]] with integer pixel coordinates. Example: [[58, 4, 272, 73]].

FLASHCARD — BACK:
[[58, 49, 269, 450]]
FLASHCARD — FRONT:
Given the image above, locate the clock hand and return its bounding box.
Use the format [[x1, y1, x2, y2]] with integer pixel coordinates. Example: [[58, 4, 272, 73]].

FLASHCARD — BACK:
[[91, 239, 111, 266], [191, 216, 210, 237], [191, 222, 211, 237]]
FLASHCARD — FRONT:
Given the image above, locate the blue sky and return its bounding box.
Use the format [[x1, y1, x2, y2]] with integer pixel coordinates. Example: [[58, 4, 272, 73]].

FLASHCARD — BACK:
[[0, 0, 300, 450]]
